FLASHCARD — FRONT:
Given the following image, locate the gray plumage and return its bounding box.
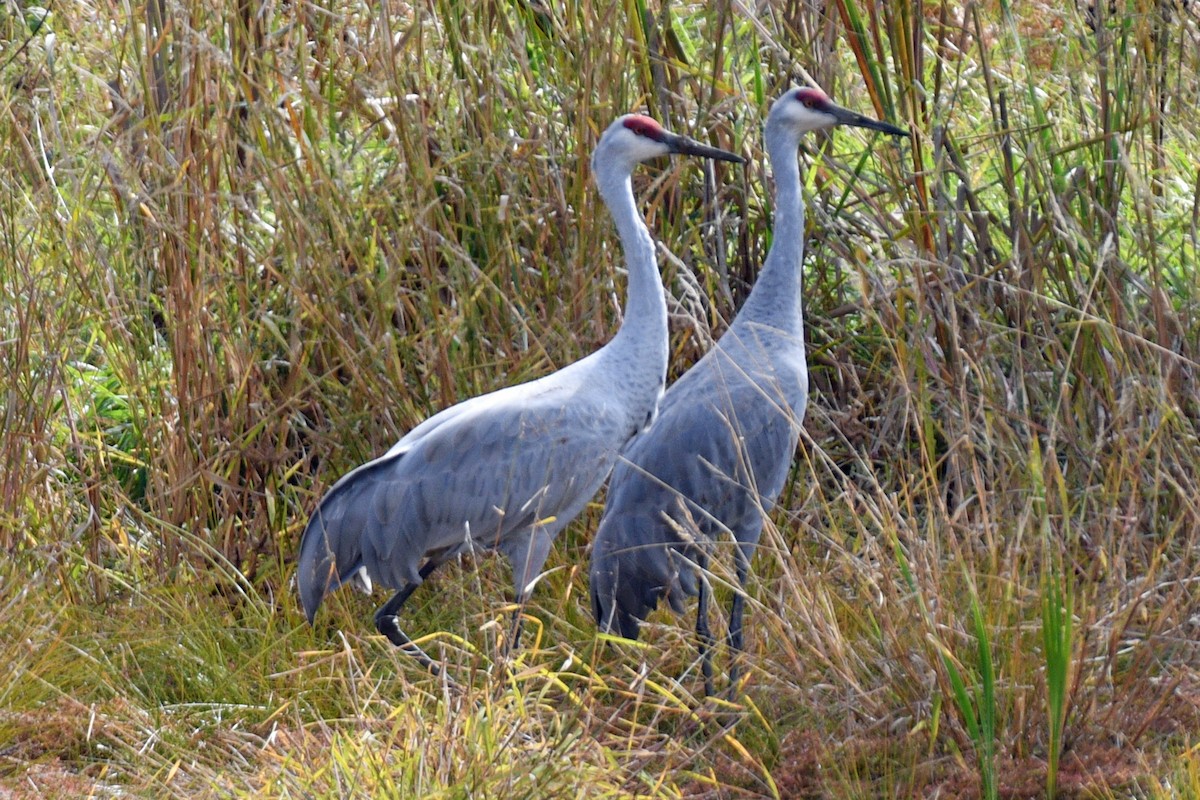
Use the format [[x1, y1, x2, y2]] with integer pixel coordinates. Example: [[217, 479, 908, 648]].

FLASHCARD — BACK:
[[296, 114, 742, 671], [590, 88, 907, 694]]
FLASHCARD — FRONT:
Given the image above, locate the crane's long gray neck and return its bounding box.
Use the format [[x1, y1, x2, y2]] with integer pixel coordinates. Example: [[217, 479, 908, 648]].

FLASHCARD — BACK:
[[595, 165, 668, 382], [733, 118, 805, 338]]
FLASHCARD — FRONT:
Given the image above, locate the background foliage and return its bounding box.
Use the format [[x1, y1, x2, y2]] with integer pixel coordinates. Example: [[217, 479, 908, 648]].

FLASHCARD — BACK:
[[2, 0, 1198, 796]]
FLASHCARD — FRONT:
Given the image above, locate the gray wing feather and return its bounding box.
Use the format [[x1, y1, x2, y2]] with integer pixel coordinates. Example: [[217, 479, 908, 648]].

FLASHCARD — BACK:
[[297, 454, 404, 623]]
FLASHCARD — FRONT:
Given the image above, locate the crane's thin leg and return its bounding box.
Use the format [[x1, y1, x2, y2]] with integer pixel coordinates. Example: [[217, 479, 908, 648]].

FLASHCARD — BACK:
[[375, 557, 446, 675], [726, 546, 751, 695], [502, 531, 552, 661], [506, 608, 525, 657], [501, 580, 538, 660], [694, 553, 716, 698]]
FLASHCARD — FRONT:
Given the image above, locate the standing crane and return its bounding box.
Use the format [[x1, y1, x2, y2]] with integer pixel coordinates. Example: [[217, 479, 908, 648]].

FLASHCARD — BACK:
[[297, 115, 742, 674], [590, 88, 906, 696]]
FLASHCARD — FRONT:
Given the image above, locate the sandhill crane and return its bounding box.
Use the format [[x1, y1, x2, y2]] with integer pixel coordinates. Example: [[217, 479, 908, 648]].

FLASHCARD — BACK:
[[590, 88, 907, 696], [297, 115, 742, 674]]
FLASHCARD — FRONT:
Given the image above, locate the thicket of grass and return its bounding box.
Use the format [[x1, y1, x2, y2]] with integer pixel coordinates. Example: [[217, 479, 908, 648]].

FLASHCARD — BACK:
[[3, 0, 1199, 796]]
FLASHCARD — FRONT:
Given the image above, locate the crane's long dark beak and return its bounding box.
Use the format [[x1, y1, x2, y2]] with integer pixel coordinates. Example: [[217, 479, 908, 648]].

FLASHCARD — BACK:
[[665, 133, 745, 164], [828, 104, 909, 138]]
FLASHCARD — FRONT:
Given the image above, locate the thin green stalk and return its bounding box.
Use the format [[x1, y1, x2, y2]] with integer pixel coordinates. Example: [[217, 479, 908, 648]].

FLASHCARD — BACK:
[[938, 579, 998, 800], [1042, 559, 1073, 799]]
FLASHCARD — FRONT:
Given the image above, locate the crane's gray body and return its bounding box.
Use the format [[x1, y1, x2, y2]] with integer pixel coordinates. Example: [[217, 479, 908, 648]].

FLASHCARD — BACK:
[[590, 97, 812, 641], [589, 313, 807, 637], [298, 345, 660, 623], [296, 116, 742, 645], [590, 90, 905, 673]]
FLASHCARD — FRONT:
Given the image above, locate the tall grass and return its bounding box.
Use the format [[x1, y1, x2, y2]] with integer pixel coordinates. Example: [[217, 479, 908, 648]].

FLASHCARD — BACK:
[[2, 0, 1199, 796]]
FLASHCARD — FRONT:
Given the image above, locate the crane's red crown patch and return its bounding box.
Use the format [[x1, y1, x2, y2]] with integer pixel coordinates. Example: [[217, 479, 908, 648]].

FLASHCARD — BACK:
[[623, 115, 666, 141]]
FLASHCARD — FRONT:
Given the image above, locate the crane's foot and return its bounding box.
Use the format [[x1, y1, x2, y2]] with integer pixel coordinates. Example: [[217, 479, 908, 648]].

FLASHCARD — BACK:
[[375, 611, 442, 677]]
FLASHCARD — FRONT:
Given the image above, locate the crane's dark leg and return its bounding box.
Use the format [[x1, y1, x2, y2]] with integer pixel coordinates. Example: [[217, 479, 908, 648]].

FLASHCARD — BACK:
[[375, 557, 446, 674], [505, 608, 526, 660], [502, 579, 539, 658], [726, 546, 751, 694], [695, 554, 716, 698], [503, 531, 553, 660]]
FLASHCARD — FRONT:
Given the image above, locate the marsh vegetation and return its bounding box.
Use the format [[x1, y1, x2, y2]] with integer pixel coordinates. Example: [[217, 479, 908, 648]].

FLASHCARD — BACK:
[[2, 0, 1199, 796]]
